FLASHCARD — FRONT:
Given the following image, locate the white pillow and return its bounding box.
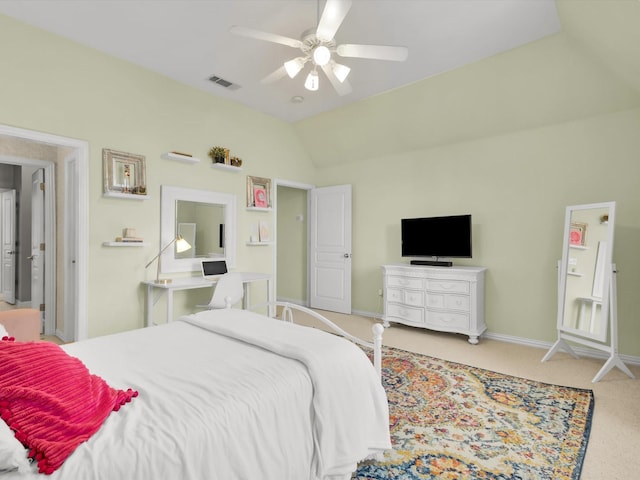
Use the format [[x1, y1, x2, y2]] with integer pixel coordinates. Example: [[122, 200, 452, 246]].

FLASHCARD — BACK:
[[0, 419, 31, 473], [0, 323, 8, 338]]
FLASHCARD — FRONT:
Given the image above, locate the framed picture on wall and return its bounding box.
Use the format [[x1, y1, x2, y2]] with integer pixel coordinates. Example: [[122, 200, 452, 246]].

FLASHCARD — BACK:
[[103, 148, 147, 197], [246, 175, 271, 208], [570, 222, 587, 246]]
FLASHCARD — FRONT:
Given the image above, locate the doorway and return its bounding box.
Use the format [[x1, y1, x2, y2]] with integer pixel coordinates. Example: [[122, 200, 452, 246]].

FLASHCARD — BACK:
[[0, 124, 88, 342], [275, 182, 310, 305], [274, 180, 352, 314]]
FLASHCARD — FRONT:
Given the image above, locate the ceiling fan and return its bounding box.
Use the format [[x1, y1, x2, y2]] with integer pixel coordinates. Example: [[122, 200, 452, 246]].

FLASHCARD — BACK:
[[230, 0, 408, 95]]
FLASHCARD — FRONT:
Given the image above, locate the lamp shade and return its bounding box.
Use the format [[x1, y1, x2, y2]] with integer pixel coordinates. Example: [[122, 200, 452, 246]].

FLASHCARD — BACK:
[[304, 70, 319, 91], [175, 237, 191, 254], [332, 62, 351, 83], [284, 57, 305, 78]]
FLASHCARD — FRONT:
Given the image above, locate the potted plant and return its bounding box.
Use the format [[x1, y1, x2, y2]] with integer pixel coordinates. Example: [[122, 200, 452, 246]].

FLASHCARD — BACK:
[[230, 156, 243, 167], [208, 146, 227, 163]]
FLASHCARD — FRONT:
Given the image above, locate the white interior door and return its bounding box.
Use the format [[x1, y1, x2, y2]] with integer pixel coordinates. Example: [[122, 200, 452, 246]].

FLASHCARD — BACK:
[[309, 184, 352, 314], [64, 153, 78, 341], [31, 169, 45, 314], [1, 190, 16, 304]]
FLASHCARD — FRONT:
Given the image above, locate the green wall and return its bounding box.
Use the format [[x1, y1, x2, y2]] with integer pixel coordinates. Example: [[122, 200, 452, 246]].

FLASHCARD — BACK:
[[0, 14, 315, 337], [315, 107, 640, 354], [2, 6, 640, 358]]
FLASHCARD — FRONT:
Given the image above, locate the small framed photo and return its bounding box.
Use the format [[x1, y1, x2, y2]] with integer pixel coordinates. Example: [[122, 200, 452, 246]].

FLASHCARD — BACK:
[[103, 148, 147, 196], [258, 221, 270, 242], [246, 175, 271, 208], [569, 222, 587, 246]]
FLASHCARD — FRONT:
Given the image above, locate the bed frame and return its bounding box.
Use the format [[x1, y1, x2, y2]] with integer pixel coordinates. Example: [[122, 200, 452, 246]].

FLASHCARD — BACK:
[[264, 302, 385, 379]]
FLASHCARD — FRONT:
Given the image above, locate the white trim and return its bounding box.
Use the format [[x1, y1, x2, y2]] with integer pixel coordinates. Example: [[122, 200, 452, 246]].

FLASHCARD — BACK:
[[0, 124, 88, 341], [275, 296, 307, 307], [356, 309, 640, 366], [485, 330, 640, 366]]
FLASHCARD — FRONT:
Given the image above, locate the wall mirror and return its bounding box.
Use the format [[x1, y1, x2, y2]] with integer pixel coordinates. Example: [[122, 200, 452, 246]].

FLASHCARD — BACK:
[[160, 185, 236, 273], [557, 202, 615, 343]]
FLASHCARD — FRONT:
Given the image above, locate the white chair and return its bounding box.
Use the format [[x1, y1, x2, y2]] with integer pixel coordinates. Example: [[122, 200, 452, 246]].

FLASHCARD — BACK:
[[199, 273, 244, 309]]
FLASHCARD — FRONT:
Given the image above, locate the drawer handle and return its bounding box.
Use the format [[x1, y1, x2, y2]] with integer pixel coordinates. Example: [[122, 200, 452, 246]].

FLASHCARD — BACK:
[[436, 283, 455, 290]]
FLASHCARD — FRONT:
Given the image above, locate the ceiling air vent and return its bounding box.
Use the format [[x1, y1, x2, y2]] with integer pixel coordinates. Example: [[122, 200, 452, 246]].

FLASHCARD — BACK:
[[208, 75, 241, 91]]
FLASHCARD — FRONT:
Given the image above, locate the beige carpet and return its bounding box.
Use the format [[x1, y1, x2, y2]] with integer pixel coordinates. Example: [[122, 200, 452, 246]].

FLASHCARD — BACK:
[[295, 310, 640, 480]]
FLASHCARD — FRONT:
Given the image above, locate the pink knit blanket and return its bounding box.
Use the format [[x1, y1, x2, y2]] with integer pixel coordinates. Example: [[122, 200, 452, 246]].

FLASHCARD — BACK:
[[0, 339, 137, 474]]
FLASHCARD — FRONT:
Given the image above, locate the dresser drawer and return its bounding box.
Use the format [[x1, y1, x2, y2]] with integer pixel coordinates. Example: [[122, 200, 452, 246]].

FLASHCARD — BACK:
[[427, 311, 470, 330], [386, 303, 424, 324], [426, 293, 470, 312], [404, 290, 425, 307], [387, 275, 424, 290], [426, 279, 469, 294], [386, 288, 403, 303]]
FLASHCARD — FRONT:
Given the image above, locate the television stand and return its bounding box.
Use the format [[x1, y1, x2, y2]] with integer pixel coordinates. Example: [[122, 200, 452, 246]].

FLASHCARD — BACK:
[[410, 259, 453, 267]]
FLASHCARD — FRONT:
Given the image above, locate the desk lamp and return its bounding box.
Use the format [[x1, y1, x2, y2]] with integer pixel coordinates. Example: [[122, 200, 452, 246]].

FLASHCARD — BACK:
[[145, 235, 191, 284]]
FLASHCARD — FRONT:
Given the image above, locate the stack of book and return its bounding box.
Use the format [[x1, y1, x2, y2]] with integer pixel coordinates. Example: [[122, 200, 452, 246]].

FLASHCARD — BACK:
[[115, 236, 144, 243], [116, 228, 143, 243]]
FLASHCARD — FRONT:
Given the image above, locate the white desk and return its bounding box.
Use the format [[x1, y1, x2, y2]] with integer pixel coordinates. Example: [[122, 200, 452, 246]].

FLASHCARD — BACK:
[[142, 272, 272, 327]]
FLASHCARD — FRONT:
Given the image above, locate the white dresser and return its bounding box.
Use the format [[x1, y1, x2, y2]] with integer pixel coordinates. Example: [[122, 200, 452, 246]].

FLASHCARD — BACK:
[[381, 264, 487, 344]]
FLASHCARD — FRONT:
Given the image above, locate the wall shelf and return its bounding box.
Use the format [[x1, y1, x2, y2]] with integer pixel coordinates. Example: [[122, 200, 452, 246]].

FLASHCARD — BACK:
[[161, 152, 200, 164], [246, 206, 272, 212], [246, 242, 272, 246], [211, 163, 242, 172], [103, 191, 149, 200], [103, 241, 149, 247]]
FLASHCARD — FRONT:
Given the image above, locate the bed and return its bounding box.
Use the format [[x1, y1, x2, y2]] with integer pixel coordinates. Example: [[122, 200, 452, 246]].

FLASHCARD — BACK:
[[0, 304, 390, 479]]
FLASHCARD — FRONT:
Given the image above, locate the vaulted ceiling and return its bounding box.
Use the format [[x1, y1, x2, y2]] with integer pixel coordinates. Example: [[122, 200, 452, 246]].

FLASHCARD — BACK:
[[0, 0, 561, 122], [1, 1, 639, 168]]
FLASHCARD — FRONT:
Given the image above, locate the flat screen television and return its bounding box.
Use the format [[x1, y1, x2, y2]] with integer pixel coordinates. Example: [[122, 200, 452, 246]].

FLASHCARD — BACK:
[[401, 214, 472, 266]]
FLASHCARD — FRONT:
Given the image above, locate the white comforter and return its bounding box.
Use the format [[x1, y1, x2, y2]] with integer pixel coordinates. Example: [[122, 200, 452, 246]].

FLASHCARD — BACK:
[[4, 309, 390, 480], [183, 309, 392, 478]]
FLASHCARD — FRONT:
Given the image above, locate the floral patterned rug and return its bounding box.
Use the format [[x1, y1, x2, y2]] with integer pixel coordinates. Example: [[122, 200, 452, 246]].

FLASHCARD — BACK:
[[355, 346, 593, 480]]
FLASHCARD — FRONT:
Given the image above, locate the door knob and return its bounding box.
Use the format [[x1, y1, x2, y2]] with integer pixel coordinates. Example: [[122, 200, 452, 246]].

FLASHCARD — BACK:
[[344, 253, 352, 258]]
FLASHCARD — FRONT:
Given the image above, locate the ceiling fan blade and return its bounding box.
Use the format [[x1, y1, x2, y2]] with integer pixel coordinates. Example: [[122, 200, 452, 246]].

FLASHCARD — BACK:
[[230, 25, 302, 49], [316, 0, 352, 41], [260, 66, 288, 84], [336, 44, 409, 62], [320, 64, 352, 96], [260, 65, 287, 85]]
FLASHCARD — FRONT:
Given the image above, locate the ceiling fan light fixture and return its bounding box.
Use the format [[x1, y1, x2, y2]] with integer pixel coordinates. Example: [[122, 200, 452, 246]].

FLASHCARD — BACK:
[[304, 70, 319, 91], [284, 57, 305, 78], [332, 62, 350, 83], [312, 45, 331, 66]]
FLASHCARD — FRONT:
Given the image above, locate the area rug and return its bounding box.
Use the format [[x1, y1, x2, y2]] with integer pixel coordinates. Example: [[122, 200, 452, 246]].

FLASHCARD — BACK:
[[355, 346, 594, 480]]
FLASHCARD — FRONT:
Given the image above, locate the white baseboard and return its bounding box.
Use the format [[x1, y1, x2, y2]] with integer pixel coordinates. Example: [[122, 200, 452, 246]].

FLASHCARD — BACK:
[[355, 309, 640, 367], [275, 297, 307, 307], [484, 331, 640, 366]]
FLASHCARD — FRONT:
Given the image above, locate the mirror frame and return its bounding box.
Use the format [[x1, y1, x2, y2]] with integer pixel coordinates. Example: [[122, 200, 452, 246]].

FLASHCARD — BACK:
[[557, 201, 615, 343], [160, 185, 236, 273]]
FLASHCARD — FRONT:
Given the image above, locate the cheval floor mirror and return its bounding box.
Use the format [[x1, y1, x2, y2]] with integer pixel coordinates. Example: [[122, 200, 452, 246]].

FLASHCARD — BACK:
[[542, 201, 635, 383]]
